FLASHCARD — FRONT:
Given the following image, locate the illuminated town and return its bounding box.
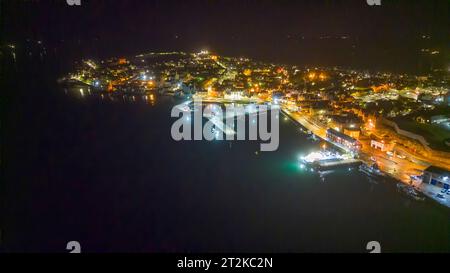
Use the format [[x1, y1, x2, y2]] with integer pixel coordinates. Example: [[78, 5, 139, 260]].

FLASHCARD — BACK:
[[3, 0, 450, 254], [60, 50, 450, 207]]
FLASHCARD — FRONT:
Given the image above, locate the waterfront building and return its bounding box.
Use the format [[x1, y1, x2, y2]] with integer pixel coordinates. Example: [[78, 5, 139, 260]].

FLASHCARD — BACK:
[[422, 166, 450, 190], [326, 128, 361, 151]]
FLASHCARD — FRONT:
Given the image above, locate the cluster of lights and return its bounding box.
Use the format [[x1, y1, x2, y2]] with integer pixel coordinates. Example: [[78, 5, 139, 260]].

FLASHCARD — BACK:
[[299, 150, 343, 164], [141, 74, 154, 81], [307, 72, 327, 81]]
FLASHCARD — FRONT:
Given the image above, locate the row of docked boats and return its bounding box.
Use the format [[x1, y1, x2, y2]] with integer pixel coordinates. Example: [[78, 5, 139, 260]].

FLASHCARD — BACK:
[[359, 163, 425, 201], [359, 163, 385, 178]]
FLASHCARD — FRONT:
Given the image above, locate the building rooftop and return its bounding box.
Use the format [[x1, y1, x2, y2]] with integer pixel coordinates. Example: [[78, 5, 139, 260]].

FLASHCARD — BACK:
[[326, 128, 358, 143], [425, 166, 450, 177]]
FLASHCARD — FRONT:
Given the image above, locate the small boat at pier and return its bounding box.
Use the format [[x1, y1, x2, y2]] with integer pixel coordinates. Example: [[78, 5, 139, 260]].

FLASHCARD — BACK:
[[359, 163, 385, 178], [397, 183, 425, 201]]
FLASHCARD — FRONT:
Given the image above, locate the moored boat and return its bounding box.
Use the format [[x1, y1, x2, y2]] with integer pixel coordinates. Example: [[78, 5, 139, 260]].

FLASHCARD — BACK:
[[359, 163, 385, 178], [397, 183, 425, 201]]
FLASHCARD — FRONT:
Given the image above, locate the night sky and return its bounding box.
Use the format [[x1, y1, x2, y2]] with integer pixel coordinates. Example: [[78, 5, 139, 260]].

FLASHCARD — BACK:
[[2, 0, 450, 72]]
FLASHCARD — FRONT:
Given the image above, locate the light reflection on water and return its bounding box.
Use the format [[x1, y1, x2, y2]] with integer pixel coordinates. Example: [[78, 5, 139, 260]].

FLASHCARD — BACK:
[[22, 88, 445, 252]]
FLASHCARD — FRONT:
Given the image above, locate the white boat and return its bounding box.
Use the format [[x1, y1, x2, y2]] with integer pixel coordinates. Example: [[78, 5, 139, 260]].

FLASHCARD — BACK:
[[318, 170, 334, 176]]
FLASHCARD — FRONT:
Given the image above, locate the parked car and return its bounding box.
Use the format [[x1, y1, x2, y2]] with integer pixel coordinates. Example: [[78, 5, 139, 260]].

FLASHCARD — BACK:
[[436, 194, 445, 199]]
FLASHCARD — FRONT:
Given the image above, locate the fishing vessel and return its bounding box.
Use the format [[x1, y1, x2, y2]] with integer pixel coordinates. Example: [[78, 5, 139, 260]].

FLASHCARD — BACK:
[[397, 183, 425, 201], [359, 163, 385, 178]]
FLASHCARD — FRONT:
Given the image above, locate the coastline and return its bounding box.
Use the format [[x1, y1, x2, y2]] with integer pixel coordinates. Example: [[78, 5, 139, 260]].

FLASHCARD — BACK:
[[280, 107, 450, 208]]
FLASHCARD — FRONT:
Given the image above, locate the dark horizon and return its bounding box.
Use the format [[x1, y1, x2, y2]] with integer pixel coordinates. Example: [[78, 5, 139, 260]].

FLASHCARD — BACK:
[[2, 0, 450, 73]]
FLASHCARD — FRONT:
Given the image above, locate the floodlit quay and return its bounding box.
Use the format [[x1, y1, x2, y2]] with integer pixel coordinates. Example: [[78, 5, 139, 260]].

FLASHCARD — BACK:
[[281, 108, 450, 208]]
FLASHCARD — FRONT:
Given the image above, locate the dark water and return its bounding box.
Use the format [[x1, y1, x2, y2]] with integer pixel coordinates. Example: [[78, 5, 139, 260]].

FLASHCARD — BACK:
[[2, 74, 449, 253]]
